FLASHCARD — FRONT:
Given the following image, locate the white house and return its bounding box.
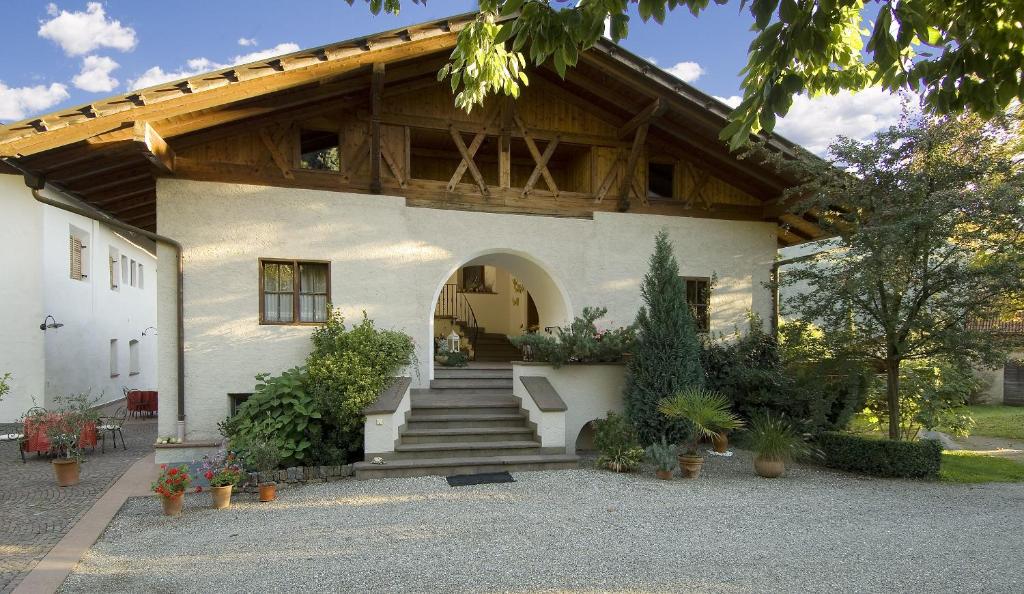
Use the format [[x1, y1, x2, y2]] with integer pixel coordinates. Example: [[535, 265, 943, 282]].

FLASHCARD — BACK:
[[0, 14, 825, 474], [0, 172, 158, 423]]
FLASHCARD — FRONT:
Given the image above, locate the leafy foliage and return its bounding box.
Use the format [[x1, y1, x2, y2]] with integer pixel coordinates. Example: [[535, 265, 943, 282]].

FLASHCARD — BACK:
[[658, 387, 744, 455], [592, 411, 645, 472], [220, 367, 321, 467], [625, 231, 704, 445], [242, 439, 283, 475], [508, 306, 635, 367], [817, 431, 942, 478], [346, 0, 1024, 149], [44, 393, 102, 461], [771, 111, 1024, 439], [861, 359, 978, 441], [152, 465, 193, 497], [436, 347, 469, 367], [746, 413, 810, 462], [644, 437, 677, 472], [199, 448, 244, 488], [0, 372, 9, 402]]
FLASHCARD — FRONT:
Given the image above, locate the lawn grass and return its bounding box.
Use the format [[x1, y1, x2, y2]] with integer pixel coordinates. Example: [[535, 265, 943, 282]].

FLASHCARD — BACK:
[[940, 451, 1024, 483], [951, 405, 1024, 440]]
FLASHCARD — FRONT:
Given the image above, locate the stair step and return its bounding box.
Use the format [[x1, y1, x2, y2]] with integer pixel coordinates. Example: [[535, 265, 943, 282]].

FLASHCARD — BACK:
[[434, 368, 512, 380], [390, 441, 543, 460], [411, 406, 522, 417], [406, 413, 528, 429], [429, 378, 513, 390], [354, 454, 579, 479], [400, 427, 536, 444]]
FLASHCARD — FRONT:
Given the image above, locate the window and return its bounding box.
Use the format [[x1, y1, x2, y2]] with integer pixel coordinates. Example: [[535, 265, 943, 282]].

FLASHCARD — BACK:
[[109, 247, 120, 290], [260, 259, 330, 324], [121, 255, 128, 284], [648, 161, 675, 200], [299, 129, 341, 172], [69, 225, 89, 281], [683, 277, 710, 333], [461, 266, 486, 292], [138, 264, 145, 289], [109, 339, 119, 377], [129, 339, 140, 375], [229, 393, 253, 416], [130, 260, 137, 287]]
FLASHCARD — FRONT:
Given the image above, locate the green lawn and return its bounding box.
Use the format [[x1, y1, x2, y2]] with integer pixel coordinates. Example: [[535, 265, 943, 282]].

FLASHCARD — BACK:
[[951, 405, 1024, 440], [940, 451, 1024, 483]]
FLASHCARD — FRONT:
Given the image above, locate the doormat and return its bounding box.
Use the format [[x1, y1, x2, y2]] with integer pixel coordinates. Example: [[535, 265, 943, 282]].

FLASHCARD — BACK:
[[446, 471, 515, 487]]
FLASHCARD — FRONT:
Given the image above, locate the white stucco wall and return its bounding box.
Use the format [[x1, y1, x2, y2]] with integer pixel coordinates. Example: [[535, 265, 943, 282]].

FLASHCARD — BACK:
[[156, 179, 777, 441], [0, 175, 45, 422]]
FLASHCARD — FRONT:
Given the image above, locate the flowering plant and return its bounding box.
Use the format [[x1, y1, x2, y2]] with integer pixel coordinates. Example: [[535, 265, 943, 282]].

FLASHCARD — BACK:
[[151, 464, 193, 497], [199, 449, 244, 488]]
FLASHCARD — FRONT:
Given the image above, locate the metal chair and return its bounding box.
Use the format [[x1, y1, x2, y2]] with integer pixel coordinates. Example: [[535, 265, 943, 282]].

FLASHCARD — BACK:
[[0, 425, 25, 463], [98, 407, 128, 453]]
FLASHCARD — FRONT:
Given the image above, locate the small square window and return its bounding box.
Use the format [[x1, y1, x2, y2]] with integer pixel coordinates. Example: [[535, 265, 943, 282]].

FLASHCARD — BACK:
[[229, 393, 253, 416], [299, 129, 341, 172], [260, 259, 330, 324], [648, 161, 675, 200]]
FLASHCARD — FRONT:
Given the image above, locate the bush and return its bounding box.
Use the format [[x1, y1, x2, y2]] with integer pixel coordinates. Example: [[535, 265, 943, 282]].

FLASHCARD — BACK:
[[220, 367, 321, 467], [508, 307, 635, 367], [591, 411, 644, 471], [861, 359, 978, 440], [817, 432, 942, 478]]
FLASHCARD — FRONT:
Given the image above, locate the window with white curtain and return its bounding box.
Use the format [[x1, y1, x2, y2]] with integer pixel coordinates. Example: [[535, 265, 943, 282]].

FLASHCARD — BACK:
[[260, 260, 329, 324]]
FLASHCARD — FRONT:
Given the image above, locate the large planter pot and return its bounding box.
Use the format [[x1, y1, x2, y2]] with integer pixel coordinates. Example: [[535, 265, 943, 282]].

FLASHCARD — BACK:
[[754, 456, 786, 478], [258, 482, 277, 503], [161, 492, 185, 516], [210, 485, 233, 509], [711, 433, 729, 454], [655, 469, 673, 481], [52, 458, 80, 487], [677, 454, 704, 479]]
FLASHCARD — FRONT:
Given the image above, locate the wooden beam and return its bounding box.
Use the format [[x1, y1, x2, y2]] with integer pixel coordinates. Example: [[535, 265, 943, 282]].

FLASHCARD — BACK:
[[381, 141, 407, 187], [90, 184, 153, 207], [369, 62, 385, 194], [258, 125, 295, 179], [49, 157, 143, 185], [66, 171, 151, 194], [780, 213, 824, 238], [594, 148, 625, 203], [448, 126, 489, 196], [132, 121, 175, 173], [499, 97, 513, 189], [447, 106, 499, 190], [617, 122, 648, 211], [522, 136, 560, 197], [512, 111, 559, 196], [617, 99, 663, 139]]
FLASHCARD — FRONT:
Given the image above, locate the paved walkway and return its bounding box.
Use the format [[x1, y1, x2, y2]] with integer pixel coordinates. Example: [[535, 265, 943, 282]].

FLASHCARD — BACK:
[[0, 405, 156, 593], [953, 434, 1024, 462]]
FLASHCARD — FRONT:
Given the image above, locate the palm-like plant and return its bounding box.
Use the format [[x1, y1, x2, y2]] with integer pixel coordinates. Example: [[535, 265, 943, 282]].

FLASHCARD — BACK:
[[658, 387, 744, 456], [747, 414, 808, 462]]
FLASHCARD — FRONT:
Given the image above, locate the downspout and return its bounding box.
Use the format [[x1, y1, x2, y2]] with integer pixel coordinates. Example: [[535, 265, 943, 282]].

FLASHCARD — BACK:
[[10, 165, 188, 441]]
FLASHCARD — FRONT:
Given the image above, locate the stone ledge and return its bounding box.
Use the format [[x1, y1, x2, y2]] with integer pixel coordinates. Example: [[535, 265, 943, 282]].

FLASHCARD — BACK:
[[153, 441, 221, 449], [239, 464, 354, 492], [513, 361, 627, 366]]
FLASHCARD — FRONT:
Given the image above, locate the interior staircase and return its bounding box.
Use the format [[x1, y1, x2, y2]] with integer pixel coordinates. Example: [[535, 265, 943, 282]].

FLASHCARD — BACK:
[[473, 332, 523, 362], [354, 364, 578, 479]]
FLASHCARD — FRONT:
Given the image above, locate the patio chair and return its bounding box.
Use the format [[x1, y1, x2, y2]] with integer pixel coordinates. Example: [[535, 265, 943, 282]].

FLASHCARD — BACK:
[[98, 407, 128, 453], [0, 427, 25, 463]]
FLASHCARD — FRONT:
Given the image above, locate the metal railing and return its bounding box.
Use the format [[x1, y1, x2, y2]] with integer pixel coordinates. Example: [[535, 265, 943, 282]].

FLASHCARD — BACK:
[[435, 283, 480, 357]]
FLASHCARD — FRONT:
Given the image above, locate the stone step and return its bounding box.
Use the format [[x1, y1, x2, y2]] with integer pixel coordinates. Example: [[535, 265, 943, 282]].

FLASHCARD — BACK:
[[429, 378, 513, 390], [405, 413, 528, 429], [400, 426, 537, 444], [354, 454, 578, 479], [433, 368, 513, 380], [411, 405, 522, 417], [389, 440, 543, 460]]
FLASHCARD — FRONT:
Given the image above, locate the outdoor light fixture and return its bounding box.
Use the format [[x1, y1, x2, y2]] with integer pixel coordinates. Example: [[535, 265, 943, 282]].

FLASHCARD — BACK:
[[142, 326, 157, 336], [447, 329, 460, 353], [39, 315, 64, 331]]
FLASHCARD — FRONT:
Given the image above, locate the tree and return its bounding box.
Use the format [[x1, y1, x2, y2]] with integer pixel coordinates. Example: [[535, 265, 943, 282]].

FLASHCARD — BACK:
[[774, 110, 1024, 440], [624, 230, 704, 445], [346, 0, 1024, 149]]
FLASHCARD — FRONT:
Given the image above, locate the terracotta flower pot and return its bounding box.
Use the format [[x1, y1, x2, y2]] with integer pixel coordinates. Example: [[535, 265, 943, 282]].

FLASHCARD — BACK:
[[210, 485, 233, 509], [161, 492, 185, 516], [53, 458, 80, 487], [655, 469, 673, 480], [677, 454, 704, 479], [711, 433, 729, 454], [754, 456, 786, 478], [258, 482, 277, 502]]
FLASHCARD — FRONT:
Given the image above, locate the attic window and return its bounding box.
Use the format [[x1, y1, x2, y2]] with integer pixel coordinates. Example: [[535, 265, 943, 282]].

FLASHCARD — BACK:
[[648, 161, 675, 200], [299, 129, 340, 172]]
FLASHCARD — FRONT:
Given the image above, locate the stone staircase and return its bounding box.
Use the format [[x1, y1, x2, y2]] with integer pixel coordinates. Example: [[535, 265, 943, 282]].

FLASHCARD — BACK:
[[472, 332, 523, 362], [353, 364, 577, 479]]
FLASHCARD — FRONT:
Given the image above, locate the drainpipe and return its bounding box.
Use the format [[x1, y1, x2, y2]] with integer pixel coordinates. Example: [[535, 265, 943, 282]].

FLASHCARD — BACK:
[[9, 164, 188, 441]]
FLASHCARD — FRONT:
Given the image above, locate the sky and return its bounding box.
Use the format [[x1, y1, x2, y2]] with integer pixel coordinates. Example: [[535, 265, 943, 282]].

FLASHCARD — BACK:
[[0, 1, 905, 155]]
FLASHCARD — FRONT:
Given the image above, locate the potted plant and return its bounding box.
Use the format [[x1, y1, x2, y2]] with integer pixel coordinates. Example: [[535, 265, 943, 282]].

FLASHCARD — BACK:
[[45, 394, 100, 487], [658, 387, 744, 479], [592, 412, 645, 472], [199, 449, 243, 509], [245, 440, 282, 502], [645, 437, 676, 480], [152, 464, 193, 516], [748, 414, 809, 478]]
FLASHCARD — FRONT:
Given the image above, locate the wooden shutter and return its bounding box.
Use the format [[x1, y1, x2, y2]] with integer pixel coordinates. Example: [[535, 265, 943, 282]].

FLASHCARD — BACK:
[[69, 236, 83, 280]]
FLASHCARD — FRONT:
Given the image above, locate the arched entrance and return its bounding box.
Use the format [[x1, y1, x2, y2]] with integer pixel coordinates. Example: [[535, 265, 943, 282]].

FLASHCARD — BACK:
[[427, 249, 572, 379]]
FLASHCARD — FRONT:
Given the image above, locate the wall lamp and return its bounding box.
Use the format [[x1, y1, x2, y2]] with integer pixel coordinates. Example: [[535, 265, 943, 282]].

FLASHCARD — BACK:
[[142, 326, 158, 336], [40, 315, 64, 331]]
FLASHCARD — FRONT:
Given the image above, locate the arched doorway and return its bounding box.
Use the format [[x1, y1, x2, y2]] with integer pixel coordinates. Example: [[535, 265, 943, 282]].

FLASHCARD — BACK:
[[427, 249, 572, 379]]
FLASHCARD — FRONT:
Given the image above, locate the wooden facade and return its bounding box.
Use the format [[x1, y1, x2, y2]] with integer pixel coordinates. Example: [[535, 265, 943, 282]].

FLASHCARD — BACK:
[[0, 12, 825, 245]]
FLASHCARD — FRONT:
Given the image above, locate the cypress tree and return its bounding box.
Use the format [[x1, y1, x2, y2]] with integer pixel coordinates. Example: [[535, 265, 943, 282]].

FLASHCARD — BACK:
[[624, 230, 705, 445]]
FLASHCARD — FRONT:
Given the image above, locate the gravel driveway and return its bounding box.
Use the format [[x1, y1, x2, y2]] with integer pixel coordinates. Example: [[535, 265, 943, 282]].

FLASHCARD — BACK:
[[61, 451, 1024, 593]]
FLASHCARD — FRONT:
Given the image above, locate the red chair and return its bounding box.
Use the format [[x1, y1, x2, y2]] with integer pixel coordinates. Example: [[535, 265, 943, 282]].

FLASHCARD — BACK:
[[126, 390, 144, 417]]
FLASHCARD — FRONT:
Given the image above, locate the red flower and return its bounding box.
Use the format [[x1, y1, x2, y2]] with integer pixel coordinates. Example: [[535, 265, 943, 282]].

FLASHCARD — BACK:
[[205, 471, 214, 480], [160, 464, 167, 470], [195, 486, 203, 493], [168, 468, 178, 476]]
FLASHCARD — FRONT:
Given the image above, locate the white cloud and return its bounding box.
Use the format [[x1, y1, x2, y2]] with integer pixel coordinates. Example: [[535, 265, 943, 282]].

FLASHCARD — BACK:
[[72, 55, 119, 92], [238, 37, 257, 47], [38, 2, 137, 56], [0, 81, 70, 121], [665, 61, 705, 83], [714, 95, 742, 108], [127, 43, 300, 91]]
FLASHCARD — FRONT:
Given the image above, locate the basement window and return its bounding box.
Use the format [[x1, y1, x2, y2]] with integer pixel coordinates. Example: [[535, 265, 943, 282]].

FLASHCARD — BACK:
[[648, 161, 675, 200], [299, 129, 341, 172], [683, 277, 711, 333]]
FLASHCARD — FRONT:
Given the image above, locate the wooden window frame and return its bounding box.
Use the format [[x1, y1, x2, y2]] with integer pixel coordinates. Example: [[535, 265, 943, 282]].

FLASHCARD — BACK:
[[682, 276, 711, 334], [258, 258, 331, 326], [295, 126, 343, 174]]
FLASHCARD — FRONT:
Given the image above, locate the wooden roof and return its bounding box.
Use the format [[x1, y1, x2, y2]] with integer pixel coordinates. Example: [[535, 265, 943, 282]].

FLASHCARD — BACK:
[[0, 11, 823, 244]]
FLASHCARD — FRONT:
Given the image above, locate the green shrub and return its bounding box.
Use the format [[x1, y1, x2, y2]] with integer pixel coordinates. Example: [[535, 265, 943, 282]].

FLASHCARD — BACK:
[[747, 413, 810, 462], [625, 231, 704, 445], [861, 359, 978, 440], [0, 372, 10, 402], [817, 432, 942, 478], [220, 367, 321, 467], [658, 387, 744, 455], [306, 309, 415, 456], [592, 411, 644, 471], [508, 307, 635, 367], [644, 437, 677, 472], [436, 348, 469, 367]]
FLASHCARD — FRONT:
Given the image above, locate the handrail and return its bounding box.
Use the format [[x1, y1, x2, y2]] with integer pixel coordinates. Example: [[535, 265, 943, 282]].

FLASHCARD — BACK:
[[435, 283, 480, 359]]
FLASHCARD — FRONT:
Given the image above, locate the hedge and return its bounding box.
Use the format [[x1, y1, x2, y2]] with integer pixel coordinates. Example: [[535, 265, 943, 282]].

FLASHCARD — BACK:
[[817, 432, 943, 479]]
